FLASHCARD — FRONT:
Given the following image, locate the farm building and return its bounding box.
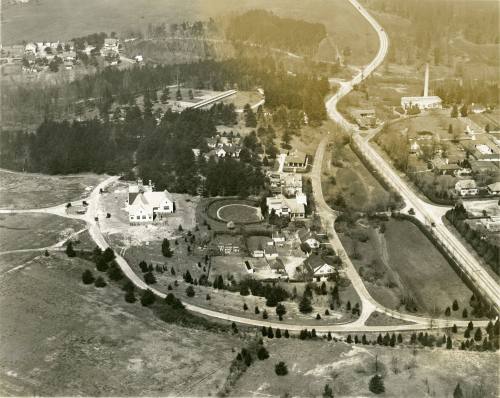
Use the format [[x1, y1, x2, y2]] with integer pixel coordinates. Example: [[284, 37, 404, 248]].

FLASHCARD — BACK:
[[212, 234, 242, 255]]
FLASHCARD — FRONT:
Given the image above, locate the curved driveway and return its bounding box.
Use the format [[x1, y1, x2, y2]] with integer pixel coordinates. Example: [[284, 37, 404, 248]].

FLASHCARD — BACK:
[[3, 0, 494, 332]]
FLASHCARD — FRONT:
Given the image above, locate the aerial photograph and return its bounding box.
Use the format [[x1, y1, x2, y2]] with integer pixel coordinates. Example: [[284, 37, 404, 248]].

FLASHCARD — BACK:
[[0, 0, 499, 396]]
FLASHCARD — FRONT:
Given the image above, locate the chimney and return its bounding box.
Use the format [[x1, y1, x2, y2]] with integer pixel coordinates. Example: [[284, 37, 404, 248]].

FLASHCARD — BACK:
[[423, 63, 429, 97]]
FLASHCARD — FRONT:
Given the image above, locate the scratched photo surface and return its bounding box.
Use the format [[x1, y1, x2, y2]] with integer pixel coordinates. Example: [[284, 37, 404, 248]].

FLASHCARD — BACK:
[[1, 0, 499, 396]]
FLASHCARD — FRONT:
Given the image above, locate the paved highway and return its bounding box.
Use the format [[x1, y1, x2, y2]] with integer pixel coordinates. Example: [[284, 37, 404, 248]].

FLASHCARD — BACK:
[[324, 0, 500, 313]]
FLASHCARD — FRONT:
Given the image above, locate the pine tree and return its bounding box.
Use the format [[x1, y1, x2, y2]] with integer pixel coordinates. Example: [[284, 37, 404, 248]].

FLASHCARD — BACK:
[[257, 346, 269, 360], [262, 326, 268, 337], [451, 104, 459, 118], [299, 295, 313, 313], [452, 324, 458, 333], [276, 303, 286, 320], [162, 238, 173, 257], [445, 307, 451, 316], [275, 361, 288, 376], [243, 303, 248, 311], [453, 383, 464, 398], [328, 332, 333, 341], [474, 327, 482, 342], [452, 299, 459, 311], [462, 308, 468, 318], [369, 374, 385, 394], [255, 306, 260, 314], [66, 241, 76, 257], [263, 310, 268, 319], [284, 329, 290, 338], [446, 336, 452, 349], [323, 384, 334, 398], [186, 285, 195, 297], [94, 276, 107, 288], [267, 327, 274, 338], [82, 270, 95, 284], [144, 271, 157, 284], [276, 328, 282, 338], [125, 290, 136, 303], [346, 335, 352, 344], [140, 289, 156, 306]]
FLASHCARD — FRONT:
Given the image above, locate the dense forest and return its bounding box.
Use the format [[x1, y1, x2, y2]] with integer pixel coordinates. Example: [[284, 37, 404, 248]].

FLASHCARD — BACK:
[[0, 103, 265, 196], [225, 10, 327, 56], [364, 0, 499, 45], [435, 79, 499, 107], [2, 56, 329, 127]]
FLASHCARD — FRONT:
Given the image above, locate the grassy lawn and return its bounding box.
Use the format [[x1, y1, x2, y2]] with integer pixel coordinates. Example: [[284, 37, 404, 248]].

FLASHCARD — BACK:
[[337, 218, 476, 319], [0, 252, 240, 396], [217, 204, 262, 223], [384, 219, 475, 316], [0, 171, 105, 210], [322, 139, 391, 212], [232, 338, 498, 397], [0, 213, 86, 252]]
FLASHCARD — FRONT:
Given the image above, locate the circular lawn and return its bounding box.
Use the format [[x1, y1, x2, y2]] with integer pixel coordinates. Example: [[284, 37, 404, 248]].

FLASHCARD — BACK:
[[215, 202, 263, 224]]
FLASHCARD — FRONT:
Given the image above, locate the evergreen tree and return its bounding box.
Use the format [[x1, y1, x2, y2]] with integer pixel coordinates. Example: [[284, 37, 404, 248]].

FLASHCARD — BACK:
[[262, 326, 268, 337], [299, 295, 313, 313], [186, 285, 195, 297], [102, 247, 115, 262], [243, 303, 248, 311], [369, 374, 385, 394], [446, 336, 452, 349], [257, 346, 269, 360], [462, 308, 468, 318], [94, 276, 107, 288], [276, 303, 286, 320], [82, 270, 95, 284], [125, 290, 136, 303], [452, 299, 459, 311], [346, 335, 352, 344], [96, 256, 109, 272], [451, 104, 459, 118], [275, 361, 288, 376], [284, 329, 290, 338], [66, 241, 76, 257], [445, 307, 451, 316], [453, 383, 464, 398], [452, 324, 458, 333], [255, 306, 260, 314], [267, 327, 274, 339], [460, 104, 468, 117], [144, 271, 157, 284], [276, 328, 282, 338], [162, 238, 173, 257], [323, 384, 334, 398], [263, 310, 268, 319], [140, 289, 156, 306], [474, 327, 482, 342], [107, 262, 123, 281]]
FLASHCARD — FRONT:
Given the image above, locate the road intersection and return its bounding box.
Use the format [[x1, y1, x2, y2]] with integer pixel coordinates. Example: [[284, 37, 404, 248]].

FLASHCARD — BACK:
[[2, 0, 496, 332]]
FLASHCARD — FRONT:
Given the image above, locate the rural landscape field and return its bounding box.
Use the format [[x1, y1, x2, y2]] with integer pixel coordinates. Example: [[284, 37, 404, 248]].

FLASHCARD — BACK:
[[0, 0, 499, 396]]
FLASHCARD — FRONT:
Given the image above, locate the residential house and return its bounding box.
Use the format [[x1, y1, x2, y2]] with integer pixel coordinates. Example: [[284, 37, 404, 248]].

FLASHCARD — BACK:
[[303, 254, 337, 281], [213, 234, 241, 255], [266, 194, 306, 219], [282, 173, 303, 196], [455, 179, 478, 196], [247, 236, 274, 258], [269, 258, 286, 275], [128, 179, 174, 224], [487, 182, 500, 196], [297, 228, 320, 250], [272, 230, 286, 246], [283, 150, 309, 172]]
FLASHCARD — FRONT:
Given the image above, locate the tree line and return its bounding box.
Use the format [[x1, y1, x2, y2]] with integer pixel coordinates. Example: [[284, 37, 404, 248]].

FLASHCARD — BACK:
[[225, 9, 327, 56]]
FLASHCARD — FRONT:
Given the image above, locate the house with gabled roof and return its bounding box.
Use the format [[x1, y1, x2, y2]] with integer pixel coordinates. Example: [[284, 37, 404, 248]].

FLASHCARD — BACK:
[[302, 254, 338, 281], [128, 179, 174, 224]]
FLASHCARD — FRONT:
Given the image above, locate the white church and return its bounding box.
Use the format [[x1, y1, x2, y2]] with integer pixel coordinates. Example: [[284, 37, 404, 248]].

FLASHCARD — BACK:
[[401, 63, 442, 111], [127, 179, 175, 224]]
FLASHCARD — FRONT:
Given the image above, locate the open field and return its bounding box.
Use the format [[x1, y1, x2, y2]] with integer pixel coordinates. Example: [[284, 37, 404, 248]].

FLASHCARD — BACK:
[[232, 338, 499, 397], [0, 170, 105, 210], [0, 213, 86, 252], [2, 0, 376, 66], [322, 139, 391, 212], [0, 252, 240, 396], [337, 218, 476, 318]]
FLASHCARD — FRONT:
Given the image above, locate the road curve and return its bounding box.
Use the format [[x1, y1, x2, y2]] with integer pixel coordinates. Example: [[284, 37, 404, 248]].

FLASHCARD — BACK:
[[324, 0, 500, 313]]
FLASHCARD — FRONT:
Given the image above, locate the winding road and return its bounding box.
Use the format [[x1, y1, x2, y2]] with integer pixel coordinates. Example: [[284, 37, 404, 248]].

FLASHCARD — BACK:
[[2, 0, 496, 333]]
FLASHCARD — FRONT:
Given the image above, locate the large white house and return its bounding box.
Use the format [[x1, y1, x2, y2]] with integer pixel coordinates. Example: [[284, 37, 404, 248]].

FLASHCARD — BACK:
[[128, 179, 174, 224], [266, 193, 307, 220], [455, 179, 478, 197]]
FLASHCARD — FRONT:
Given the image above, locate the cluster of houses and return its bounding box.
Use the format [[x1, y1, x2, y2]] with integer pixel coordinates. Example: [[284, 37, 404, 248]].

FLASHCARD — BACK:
[[127, 179, 175, 224], [455, 180, 500, 197], [211, 227, 338, 281], [204, 131, 242, 160], [1, 37, 123, 72]]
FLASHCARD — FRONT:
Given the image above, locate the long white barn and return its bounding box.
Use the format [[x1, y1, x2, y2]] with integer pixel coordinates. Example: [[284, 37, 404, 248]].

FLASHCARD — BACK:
[[128, 179, 174, 224]]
